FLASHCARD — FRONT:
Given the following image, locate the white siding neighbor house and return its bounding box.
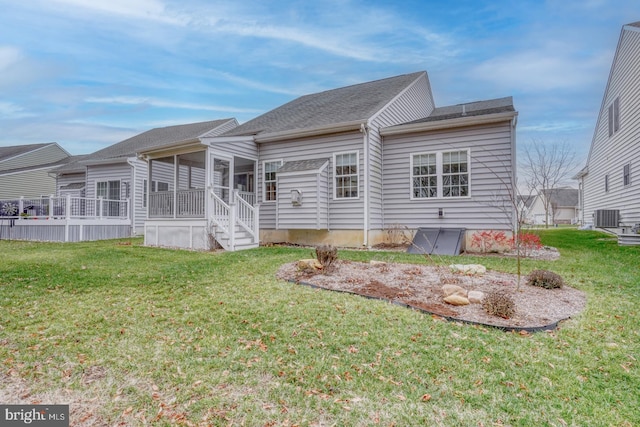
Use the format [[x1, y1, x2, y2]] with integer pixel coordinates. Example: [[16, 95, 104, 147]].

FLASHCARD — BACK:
[[55, 119, 238, 235], [141, 71, 518, 252], [575, 21, 640, 242], [0, 143, 71, 198], [524, 188, 580, 226]]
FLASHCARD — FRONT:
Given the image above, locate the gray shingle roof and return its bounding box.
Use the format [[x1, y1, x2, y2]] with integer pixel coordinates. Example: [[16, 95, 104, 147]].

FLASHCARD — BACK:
[[542, 188, 579, 207], [627, 21, 640, 28], [518, 195, 535, 209], [223, 72, 426, 137], [82, 119, 234, 162], [408, 97, 515, 124], [0, 143, 53, 162], [278, 158, 329, 173]]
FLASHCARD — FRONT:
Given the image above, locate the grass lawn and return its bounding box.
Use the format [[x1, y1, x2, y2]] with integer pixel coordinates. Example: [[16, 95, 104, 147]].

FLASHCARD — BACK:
[[0, 229, 638, 426]]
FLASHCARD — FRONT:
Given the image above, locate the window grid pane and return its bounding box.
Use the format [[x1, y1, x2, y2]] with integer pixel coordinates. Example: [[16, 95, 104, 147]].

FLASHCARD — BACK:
[[335, 153, 358, 198], [264, 161, 281, 201], [442, 151, 468, 197], [412, 153, 437, 198]]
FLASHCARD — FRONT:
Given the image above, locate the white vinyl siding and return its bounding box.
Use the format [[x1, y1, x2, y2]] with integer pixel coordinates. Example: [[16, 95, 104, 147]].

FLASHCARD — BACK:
[[0, 169, 59, 198], [334, 151, 359, 199], [0, 144, 68, 172], [581, 24, 640, 226], [383, 122, 514, 230], [366, 72, 435, 229], [258, 131, 364, 230], [276, 166, 329, 230], [623, 163, 631, 187]]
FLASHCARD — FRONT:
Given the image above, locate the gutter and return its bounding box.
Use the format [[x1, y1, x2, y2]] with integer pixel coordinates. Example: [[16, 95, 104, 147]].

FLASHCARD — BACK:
[[380, 111, 517, 136], [361, 123, 369, 248]]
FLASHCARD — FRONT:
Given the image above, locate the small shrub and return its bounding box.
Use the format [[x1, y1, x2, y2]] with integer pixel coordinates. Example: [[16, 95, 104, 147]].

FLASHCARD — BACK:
[[470, 230, 510, 253], [315, 245, 338, 270], [482, 290, 516, 319], [515, 232, 543, 256], [526, 269, 564, 289]]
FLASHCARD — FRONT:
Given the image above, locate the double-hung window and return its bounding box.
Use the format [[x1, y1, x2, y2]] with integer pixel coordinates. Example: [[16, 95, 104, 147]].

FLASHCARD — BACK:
[[623, 163, 631, 187], [263, 160, 282, 202], [411, 149, 470, 199], [412, 153, 437, 198], [334, 151, 359, 199], [608, 97, 620, 137]]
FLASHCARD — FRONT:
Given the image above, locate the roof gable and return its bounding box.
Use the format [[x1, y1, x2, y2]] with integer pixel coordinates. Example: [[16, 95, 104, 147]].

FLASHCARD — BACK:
[[0, 143, 57, 162], [82, 119, 236, 163], [223, 72, 427, 138], [542, 188, 579, 207]]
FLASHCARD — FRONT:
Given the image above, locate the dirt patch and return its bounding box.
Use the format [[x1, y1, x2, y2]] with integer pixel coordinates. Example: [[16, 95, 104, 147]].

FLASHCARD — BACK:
[[276, 258, 586, 331]]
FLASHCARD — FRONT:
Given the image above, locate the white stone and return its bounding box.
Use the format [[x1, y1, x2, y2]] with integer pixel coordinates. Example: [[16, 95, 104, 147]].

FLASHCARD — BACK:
[[444, 294, 470, 306], [449, 264, 487, 276], [468, 290, 485, 304], [442, 284, 467, 297]]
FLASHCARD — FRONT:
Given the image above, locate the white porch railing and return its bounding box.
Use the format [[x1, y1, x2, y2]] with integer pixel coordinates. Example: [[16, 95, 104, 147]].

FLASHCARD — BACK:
[[209, 189, 258, 251], [0, 195, 129, 220], [148, 189, 206, 218]]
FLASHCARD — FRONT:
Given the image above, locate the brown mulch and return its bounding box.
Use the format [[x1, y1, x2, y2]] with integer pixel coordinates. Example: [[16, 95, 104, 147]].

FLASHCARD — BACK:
[[276, 253, 586, 331]]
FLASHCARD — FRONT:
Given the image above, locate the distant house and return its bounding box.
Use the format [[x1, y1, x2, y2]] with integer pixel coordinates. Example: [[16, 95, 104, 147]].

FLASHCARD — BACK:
[[517, 194, 535, 224], [140, 71, 518, 251], [576, 21, 640, 232], [55, 119, 238, 234], [0, 143, 71, 198], [525, 188, 580, 225]]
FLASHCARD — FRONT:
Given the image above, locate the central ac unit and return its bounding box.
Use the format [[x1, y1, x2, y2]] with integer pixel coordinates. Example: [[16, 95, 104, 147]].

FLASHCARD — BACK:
[[594, 209, 619, 228]]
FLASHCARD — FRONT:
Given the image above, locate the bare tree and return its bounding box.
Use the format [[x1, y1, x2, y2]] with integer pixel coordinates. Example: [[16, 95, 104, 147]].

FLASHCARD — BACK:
[[520, 141, 578, 228]]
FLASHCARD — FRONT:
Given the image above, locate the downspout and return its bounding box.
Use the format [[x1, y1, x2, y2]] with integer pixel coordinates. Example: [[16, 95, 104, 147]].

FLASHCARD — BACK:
[[511, 115, 518, 233], [361, 123, 369, 247], [127, 157, 137, 234]]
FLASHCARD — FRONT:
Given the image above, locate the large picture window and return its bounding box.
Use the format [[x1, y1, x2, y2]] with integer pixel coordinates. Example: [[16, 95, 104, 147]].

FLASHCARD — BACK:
[[411, 150, 470, 199], [334, 151, 359, 199], [263, 160, 282, 202]]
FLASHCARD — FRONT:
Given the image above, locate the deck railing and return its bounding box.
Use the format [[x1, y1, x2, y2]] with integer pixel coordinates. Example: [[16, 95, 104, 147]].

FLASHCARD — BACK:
[[0, 195, 129, 220], [148, 189, 207, 218]]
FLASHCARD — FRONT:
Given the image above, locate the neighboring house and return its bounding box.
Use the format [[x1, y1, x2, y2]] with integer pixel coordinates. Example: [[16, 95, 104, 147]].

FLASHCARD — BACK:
[[0, 143, 71, 198], [140, 71, 518, 251], [525, 188, 579, 225], [517, 194, 535, 225], [575, 21, 640, 230], [55, 119, 238, 235]]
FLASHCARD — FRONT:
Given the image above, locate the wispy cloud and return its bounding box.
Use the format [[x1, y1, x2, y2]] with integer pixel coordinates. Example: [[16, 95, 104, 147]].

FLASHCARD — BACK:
[[85, 96, 262, 114], [49, 0, 189, 25]]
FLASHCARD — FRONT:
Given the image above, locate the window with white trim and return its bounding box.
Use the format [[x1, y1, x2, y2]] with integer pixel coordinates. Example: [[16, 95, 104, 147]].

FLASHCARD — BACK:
[[411, 149, 470, 199], [263, 160, 282, 202], [334, 151, 359, 199], [411, 153, 437, 198], [608, 97, 620, 137], [623, 163, 631, 187]]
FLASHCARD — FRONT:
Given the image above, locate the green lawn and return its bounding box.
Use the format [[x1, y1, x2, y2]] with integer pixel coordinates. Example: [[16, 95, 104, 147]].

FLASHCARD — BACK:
[[0, 230, 638, 426]]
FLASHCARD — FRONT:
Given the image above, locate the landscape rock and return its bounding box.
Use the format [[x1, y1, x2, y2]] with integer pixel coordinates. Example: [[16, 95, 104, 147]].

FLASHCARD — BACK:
[[441, 284, 467, 297], [443, 294, 470, 306], [369, 260, 387, 266], [297, 259, 323, 271], [468, 290, 485, 304], [449, 264, 487, 276]]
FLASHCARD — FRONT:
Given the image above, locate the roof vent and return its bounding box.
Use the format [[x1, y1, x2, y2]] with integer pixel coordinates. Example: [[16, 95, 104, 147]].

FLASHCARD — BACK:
[[461, 104, 467, 116]]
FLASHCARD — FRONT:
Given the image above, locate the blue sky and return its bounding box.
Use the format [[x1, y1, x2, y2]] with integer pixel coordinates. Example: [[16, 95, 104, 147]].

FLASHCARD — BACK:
[[1, 0, 639, 165]]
